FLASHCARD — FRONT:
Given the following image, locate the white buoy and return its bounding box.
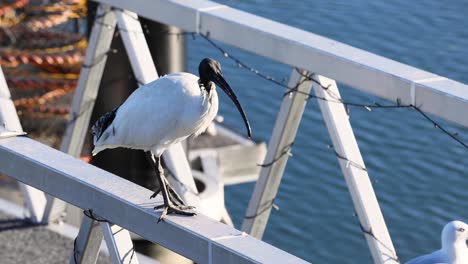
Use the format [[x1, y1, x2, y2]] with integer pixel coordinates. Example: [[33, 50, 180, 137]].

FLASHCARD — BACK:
[[91, 58, 251, 221], [406, 220, 468, 264]]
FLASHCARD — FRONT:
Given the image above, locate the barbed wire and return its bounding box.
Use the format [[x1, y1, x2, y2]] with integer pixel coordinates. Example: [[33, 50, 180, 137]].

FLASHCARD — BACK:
[[198, 32, 467, 150], [30, 5, 465, 214], [83, 209, 109, 222], [72, 209, 136, 264], [328, 145, 368, 171], [81, 48, 117, 69], [67, 10, 468, 264], [257, 142, 294, 168], [243, 198, 279, 220], [359, 222, 401, 263], [196, 31, 465, 259], [72, 209, 108, 264], [82, 10, 466, 152], [53, 10, 467, 263], [80, 16, 467, 233]]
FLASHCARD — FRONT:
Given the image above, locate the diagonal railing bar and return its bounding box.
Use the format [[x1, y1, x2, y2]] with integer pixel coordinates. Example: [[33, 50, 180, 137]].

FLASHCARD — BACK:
[[242, 69, 311, 238], [311, 75, 399, 263]]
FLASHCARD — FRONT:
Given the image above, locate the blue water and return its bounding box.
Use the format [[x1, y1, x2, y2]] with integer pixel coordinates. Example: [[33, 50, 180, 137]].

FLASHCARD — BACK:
[[186, 1, 468, 263]]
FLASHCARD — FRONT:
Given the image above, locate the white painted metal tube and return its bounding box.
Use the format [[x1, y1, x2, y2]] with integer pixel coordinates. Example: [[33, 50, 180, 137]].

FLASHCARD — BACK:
[[0, 136, 308, 264], [242, 69, 312, 238], [312, 75, 398, 264]]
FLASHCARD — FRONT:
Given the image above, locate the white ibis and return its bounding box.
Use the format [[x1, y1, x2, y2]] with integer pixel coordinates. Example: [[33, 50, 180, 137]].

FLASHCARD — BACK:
[[91, 58, 252, 221], [406, 220, 468, 264]]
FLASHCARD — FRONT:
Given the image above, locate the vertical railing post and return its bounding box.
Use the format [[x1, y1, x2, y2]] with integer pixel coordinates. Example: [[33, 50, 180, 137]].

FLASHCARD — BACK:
[[311, 74, 398, 264], [242, 69, 312, 238]]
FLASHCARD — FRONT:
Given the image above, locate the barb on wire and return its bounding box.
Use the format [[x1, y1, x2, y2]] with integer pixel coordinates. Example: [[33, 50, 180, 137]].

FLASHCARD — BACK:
[[329, 146, 367, 171], [199, 33, 467, 150], [244, 198, 279, 220], [412, 106, 468, 148], [81, 48, 117, 68], [257, 142, 294, 168], [359, 223, 400, 263], [123, 245, 136, 264], [200, 33, 287, 88]]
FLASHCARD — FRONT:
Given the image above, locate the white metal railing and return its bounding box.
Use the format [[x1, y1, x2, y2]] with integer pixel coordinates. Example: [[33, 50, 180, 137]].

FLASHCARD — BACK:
[[0, 3, 310, 263], [76, 1, 467, 264], [0, 136, 306, 263]]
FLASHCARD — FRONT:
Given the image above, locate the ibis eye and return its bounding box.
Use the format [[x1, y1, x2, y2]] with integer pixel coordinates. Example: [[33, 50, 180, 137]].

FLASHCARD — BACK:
[[457, 228, 465, 232]]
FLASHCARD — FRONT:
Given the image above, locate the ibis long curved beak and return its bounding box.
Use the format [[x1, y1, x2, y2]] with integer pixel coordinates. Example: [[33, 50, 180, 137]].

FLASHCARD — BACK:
[[212, 73, 252, 138]]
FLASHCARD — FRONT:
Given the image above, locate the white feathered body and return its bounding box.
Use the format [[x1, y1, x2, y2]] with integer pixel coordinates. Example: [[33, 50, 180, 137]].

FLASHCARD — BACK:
[[92, 72, 218, 156], [405, 249, 447, 264], [406, 221, 468, 264], [406, 247, 468, 264]]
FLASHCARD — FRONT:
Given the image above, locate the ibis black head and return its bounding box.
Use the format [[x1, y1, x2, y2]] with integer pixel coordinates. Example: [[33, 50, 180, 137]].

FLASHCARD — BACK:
[[198, 58, 252, 139]]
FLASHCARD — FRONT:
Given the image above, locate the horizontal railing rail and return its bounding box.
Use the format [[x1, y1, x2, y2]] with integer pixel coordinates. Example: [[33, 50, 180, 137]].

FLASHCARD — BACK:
[[93, 0, 467, 127], [0, 136, 308, 264]]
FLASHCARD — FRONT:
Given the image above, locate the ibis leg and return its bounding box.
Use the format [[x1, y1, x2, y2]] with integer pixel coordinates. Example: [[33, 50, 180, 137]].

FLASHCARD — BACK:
[[151, 155, 195, 222], [147, 153, 186, 207], [162, 176, 185, 206], [155, 155, 170, 207], [150, 180, 184, 206]]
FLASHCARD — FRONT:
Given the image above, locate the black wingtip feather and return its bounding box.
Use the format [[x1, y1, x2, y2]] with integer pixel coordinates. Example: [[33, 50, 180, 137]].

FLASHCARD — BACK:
[[91, 106, 119, 142]]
